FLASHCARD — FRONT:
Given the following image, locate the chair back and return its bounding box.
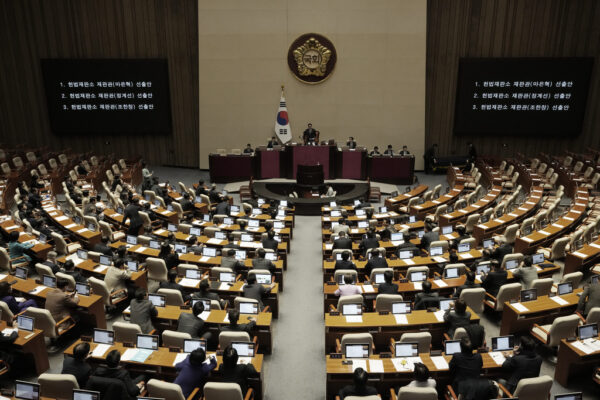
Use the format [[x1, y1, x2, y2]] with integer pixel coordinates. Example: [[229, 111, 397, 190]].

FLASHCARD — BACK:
[[55, 272, 76, 290], [530, 278, 553, 296], [406, 266, 429, 278], [171, 202, 183, 220], [88, 277, 111, 306], [550, 237, 570, 260], [512, 376, 553, 400], [234, 296, 259, 311], [560, 271, 583, 288], [146, 379, 185, 400], [146, 257, 168, 282], [464, 213, 480, 233], [219, 331, 251, 349], [547, 314, 580, 347], [333, 269, 358, 284], [503, 224, 519, 244], [204, 382, 243, 400], [429, 240, 448, 252], [397, 386, 438, 399], [50, 232, 68, 255], [585, 307, 600, 325], [340, 333, 374, 352], [459, 288, 486, 314], [162, 330, 191, 349], [157, 288, 184, 306], [337, 294, 363, 310], [500, 253, 524, 270], [494, 283, 522, 311], [0, 301, 14, 322], [211, 266, 234, 279], [39, 373, 79, 399], [112, 321, 142, 344], [24, 307, 58, 338], [375, 294, 404, 312], [399, 332, 431, 354], [453, 327, 468, 341], [35, 263, 55, 278]]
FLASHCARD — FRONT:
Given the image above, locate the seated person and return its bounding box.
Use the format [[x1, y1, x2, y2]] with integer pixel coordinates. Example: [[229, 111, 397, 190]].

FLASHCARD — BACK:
[[261, 230, 279, 251], [500, 336, 542, 393], [0, 281, 37, 313], [334, 251, 356, 270], [420, 221, 439, 251], [464, 324, 485, 349], [251, 248, 276, 275], [332, 231, 352, 250], [454, 225, 470, 245], [399, 145, 411, 156], [512, 255, 537, 289], [180, 193, 194, 212], [195, 180, 208, 196], [215, 195, 231, 215], [42, 251, 61, 274], [62, 342, 92, 388], [406, 362, 436, 388], [444, 299, 472, 337], [129, 288, 158, 334], [218, 345, 259, 394], [243, 143, 254, 154], [93, 350, 146, 399], [377, 270, 398, 294], [93, 236, 114, 257], [174, 348, 217, 398], [7, 231, 33, 263], [346, 137, 357, 149], [338, 367, 378, 399], [159, 242, 179, 269], [383, 145, 394, 155], [492, 237, 512, 262], [370, 146, 381, 156], [105, 258, 133, 295], [577, 278, 600, 317], [187, 235, 204, 255], [220, 309, 256, 334], [397, 233, 420, 257], [358, 230, 379, 256], [192, 279, 226, 309], [177, 300, 212, 340], [160, 270, 191, 302], [414, 281, 439, 310], [449, 337, 482, 391], [322, 185, 335, 198], [45, 278, 80, 323], [481, 260, 507, 298], [457, 378, 498, 400], [242, 274, 275, 310], [267, 136, 278, 148], [364, 249, 388, 278], [332, 219, 350, 234], [334, 274, 362, 297], [221, 248, 243, 271], [454, 270, 480, 298], [61, 259, 87, 284]]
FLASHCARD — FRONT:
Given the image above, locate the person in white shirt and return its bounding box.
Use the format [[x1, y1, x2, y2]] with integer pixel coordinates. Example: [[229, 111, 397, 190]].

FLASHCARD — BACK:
[[405, 362, 436, 389], [334, 274, 361, 296]]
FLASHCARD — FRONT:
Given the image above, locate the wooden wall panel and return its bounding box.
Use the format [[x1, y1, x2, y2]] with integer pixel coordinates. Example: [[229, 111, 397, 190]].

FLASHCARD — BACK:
[[0, 0, 198, 167], [426, 0, 600, 159]]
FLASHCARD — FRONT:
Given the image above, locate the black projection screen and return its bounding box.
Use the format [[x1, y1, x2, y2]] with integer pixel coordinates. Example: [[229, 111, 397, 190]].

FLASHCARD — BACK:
[[41, 59, 172, 134], [454, 58, 593, 136]]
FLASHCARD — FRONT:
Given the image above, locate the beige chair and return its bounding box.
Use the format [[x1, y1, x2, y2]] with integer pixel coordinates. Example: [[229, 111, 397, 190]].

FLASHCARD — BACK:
[[38, 373, 79, 399], [171, 202, 184, 221], [519, 217, 535, 236], [543, 173, 558, 190], [502, 172, 519, 189], [204, 382, 252, 400], [494, 223, 519, 244], [422, 190, 433, 202], [35, 263, 55, 278], [335, 295, 363, 312], [582, 307, 600, 325], [531, 314, 580, 347], [144, 190, 157, 203], [451, 327, 469, 341], [162, 330, 191, 349], [0, 247, 27, 272], [12, 156, 24, 169], [113, 321, 142, 343], [157, 288, 185, 306], [88, 277, 128, 310], [333, 269, 358, 284], [432, 204, 448, 222], [432, 184, 442, 199], [398, 332, 431, 353], [204, 226, 220, 238], [338, 333, 374, 354], [583, 173, 600, 189], [399, 196, 419, 214], [375, 294, 404, 312], [0, 301, 14, 323], [24, 307, 76, 340], [397, 386, 438, 400], [539, 237, 569, 260], [459, 288, 485, 314], [147, 378, 199, 400], [484, 283, 522, 312], [499, 375, 553, 400], [178, 223, 192, 234], [98, 221, 126, 241], [211, 266, 234, 279], [406, 266, 429, 279], [530, 278, 553, 296], [558, 271, 583, 288], [177, 263, 199, 276], [443, 263, 467, 276], [58, 153, 68, 165], [219, 331, 251, 350], [500, 253, 524, 270], [51, 232, 81, 255], [146, 257, 168, 282], [369, 267, 393, 283], [464, 213, 480, 233], [537, 162, 547, 174], [428, 240, 448, 253], [55, 272, 76, 290]]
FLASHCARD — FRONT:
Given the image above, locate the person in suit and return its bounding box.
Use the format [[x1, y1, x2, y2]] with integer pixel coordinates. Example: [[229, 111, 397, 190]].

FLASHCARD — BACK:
[[261, 230, 278, 251], [41, 251, 60, 274], [332, 219, 350, 235], [218, 345, 259, 394], [105, 258, 133, 294], [492, 237, 513, 262], [377, 270, 398, 294], [252, 248, 276, 275], [93, 237, 114, 257], [444, 298, 472, 337], [243, 143, 254, 154], [464, 324, 485, 349], [242, 274, 275, 310], [399, 145, 411, 156], [449, 337, 483, 391], [359, 229, 379, 256], [221, 248, 243, 270], [364, 249, 388, 278], [500, 336, 542, 393], [455, 270, 480, 298], [454, 225, 471, 245], [384, 145, 394, 155], [159, 242, 180, 269], [180, 193, 194, 212], [129, 289, 157, 334], [61, 259, 87, 284], [334, 274, 361, 297], [472, 248, 493, 271], [208, 184, 221, 203], [192, 279, 226, 309], [424, 143, 438, 174], [468, 142, 477, 163], [93, 350, 145, 399], [334, 251, 356, 270], [187, 236, 204, 255], [481, 260, 507, 298], [267, 136, 278, 148], [338, 368, 378, 399], [195, 180, 208, 197], [0, 281, 37, 314], [457, 378, 498, 400], [405, 362, 436, 388], [414, 281, 440, 310], [397, 233, 420, 257], [370, 146, 381, 156], [122, 198, 143, 236], [177, 300, 212, 340], [215, 195, 231, 215], [346, 137, 357, 149], [577, 280, 600, 316], [220, 309, 256, 333], [303, 123, 317, 145], [45, 279, 80, 322], [420, 221, 439, 251], [512, 255, 538, 289], [62, 342, 92, 388], [332, 231, 353, 250], [174, 348, 216, 397], [160, 270, 191, 302]]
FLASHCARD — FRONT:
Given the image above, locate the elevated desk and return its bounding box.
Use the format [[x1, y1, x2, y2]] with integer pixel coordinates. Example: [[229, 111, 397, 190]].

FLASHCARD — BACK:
[[0, 320, 49, 374], [288, 145, 335, 179], [208, 154, 256, 183], [337, 147, 367, 179], [384, 185, 428, 211], [256, 146, 285, 179], [554, 335, 600, 386], [368, 156, 414, 184]]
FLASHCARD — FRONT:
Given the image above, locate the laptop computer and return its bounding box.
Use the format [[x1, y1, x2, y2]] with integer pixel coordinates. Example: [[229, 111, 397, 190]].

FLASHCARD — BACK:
[[43, 274, 56, 288], [190, 227, 201, 236], [149, 240, 160, 249], [578, 324, 598, 340], [265, 252, 277, 261], [429, 246, 443, 256], [76, 283, 91, 296], [557, 282, 573, 296], [458, 243, 470, 253], [238, 301, 259, 315], [344, 343, 370, 358], [15, 266, 28, 279], [182, 339, 207, 353], [399, 250, 413, 260], [72, 389, 100, 400], [444, 340, 462, 355], [127, 260, 139, 272], [476, 262, 491, 275], [148, 294, 166, 307], [532, 252, 544, 265], [439, 298, 454, 311], [235, 250, 247, 260], [219, 272, 235, 282], [409, 271, 427, 282], [77, 249, 88, 260], [136, 334, 159, 350], [444, 267, 459, 279], [442, 226, 453, 235], [483, 238, 494, 249], [17, 315, 34, 332], [203, 247, 217, 257], [126, 235, 138, 245], [174, 244, 187, 254], [254, 273, 272, 284], [185, 269, 202, 279], [505, 259, 519, 270], [93, 328, 115, 344], [409, 215, 416, 223], [491, 335, 514, 352], [342, 303, 362, 316], [15, 381, 40, 400], [392, 302, 412, 314], [167, 223, 177, 232], [231, 341, 255, 357], [395, 342, 418, 357], [520, 289, 537, 302], [99, 255, 112, 266]]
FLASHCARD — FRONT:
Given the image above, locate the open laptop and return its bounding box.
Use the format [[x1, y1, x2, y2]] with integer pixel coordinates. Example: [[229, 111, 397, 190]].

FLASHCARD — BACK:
[[554, 393, 583, 400], [182, 339, 207, 353], [223, 217, 235, 225], [344, 343, 369, 358], [191, 299, 211, 311], [395, 342, 418, 357], [190, 227, 201, 236], [265, 252, 277, 261], [241, 234, 253, 242], [409, 215, 416, 223], [532, 252, 544, 265], [93, 328, 115, 345], [148, 294, 166, 307], [76, 282, 91, 296], [441, 226, 453, 235], [126, 235, 138, 246], [342, 303, 362, 316], [231, 341, 255, 357], [167, 223, 177, 232], [219, 272, 236, 282], [391, 232, 403, 242], [557, 282, 573, 296], [15, 381, 40, 400], [273, 221, 285, 229], [77, 249, 89, 260], [72, 389, 100, 400], [491, 335, 514, 352], [248, 219, 260, 228], [99, 255, 112, 266], [439, 298, 454, 312], [578, 324, 598, 340], [409, 271, 427, 282], [15, 266, 28, 280], [355, 209, 366, 217], [444, 267, 460, 279], [43, 274, 57, 288], [429, 246, 443, 257], [444, 340, 462, 355], [185, 269, 202, 280], [458, 243, 470, 253], [230, 205, 240, 214], [251, 208, 262, 215], [235, 250, 247, 260], [392, 302, 412, 314], [174, 244, 187, 254], [238, 301, 259, 314], [357, 221, 369, 228], [520, 288, 537, 302], [483, 238, 494, 249], [476, 262, 491, 275], [149, 240, 160, 249], [373, 273, 385, 284], [254, 273, 272, 284], [17, 315, 34, 332], [399, 250, 413, 260], [202, 247, 217, 257], [127, 260, 139, 272], [136, 334, 159, 350], [379, 206, 387, 213], [505, 259, 519, 270]]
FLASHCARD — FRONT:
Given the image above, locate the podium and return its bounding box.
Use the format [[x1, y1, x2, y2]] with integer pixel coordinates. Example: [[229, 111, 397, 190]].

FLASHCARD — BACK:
[[289, 145, 335, 179], [296, 164, 324, 186]]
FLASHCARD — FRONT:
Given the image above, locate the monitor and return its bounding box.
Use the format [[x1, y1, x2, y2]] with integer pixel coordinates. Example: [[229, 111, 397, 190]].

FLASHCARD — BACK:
[[223, 217, 234, 225], [127, 260, 139, 272], [280, 200, 288, 207], [203, 214, 211, 222], [167, 205, 174, 212], [136, 334, 159, 350], [99, 255, 111, 266], [230, 205, 240, 214], [520, 289, 537, 302], [167, 223, 177, 232], [429, 246, 443, 256], [214, 231, 227, 240], [476, 263, 491, 275], [444, 340, 462, 355], [257, 198, 265, 205], [185, 269, 202, 279], [126, 235, 138, 245], [409, 215, 416, 223], [335, 253, 344, 261], [442, 226, 453, 235], [391, 232, 403, 242], [273, 221, 285, 229], [252, 208, 262, 215], [458, 243, 470, 253], [554, 393, 583, 400], [153, 200, 160, 207], [357, 221, 369, 228], [231, 341, 255, 357], [491, 335, 514, 352], [76, 283, 90, 296], [329, 201, 336, 207], [483, 239, 494, 249], [330, 222, 339, 229], [202, 247, 217, 257], [532, 253, 544, 265], [379, 206, 387, 213], [238, 302, 259, 315], [195, 196, 202, 203], [373, 273, 385, 284], [276, 210, 286, 218], [191, 298, 211, 311], [392, 302, 412, 314], [394, 342, 418, 357], [331, 210, 342, 217], [557, 282, 573, 296], [77, 249, 88, 260], [15, 381, 40, 400], [265, 252, 277, 261], [235, 250, 247, 260], [183, 339, 207, 353], [15, 266, 28, 279], [148, 294, 166, 307], [241, 234, 253, 242], [149, 240, 160, 249], [439, 298, 454, 311], [87, 223, 97, 232], [117, 207, 124, 215], [255, 273, 272, 284], [341, 303, 362, 316], [505, 259, 519, 270], [190, 227, 201, 236], [578, 324, 598, 340], [354, 200, 361, 206], [73, 215, 82, 225], [444, 267, 459, 279], [17, 315, 34, 332], [344, 343, 369, 358], [409, 271, 427, 282], [399, 250, 413, 260], [355, 209, 366, 216], [93, 328, 115, 345], [248, 219, 260, 228], [219, 272, 235, 282], [38, 233, 47, 244], [73, 389, 100, 400], [174, 244, 187, 254], [43, 274, 57, 288]]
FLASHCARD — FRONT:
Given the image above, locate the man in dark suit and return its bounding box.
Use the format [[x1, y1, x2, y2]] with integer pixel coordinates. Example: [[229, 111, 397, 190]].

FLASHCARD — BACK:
[[577, 280, 600, 316], [455, 270, 480, 298], [267, 136, 278, 148], [370, 146, 381, 156], [444, 299, 472, 337], [45, 279, 80, 323], [338, 368, 377, 399], [364, 249, 388, 278], [377, 270, 398, 294], [500, 336, 542, 393], [424, 143, 438, 174], [252, 248, 276, 275], [208, 184, 221, 203], [160, 270, 191, 302], [397, 233, 420, 257], [456, 378, 498, 400], [122, 198, 143, 236], [218, 345, 259, 394], [420, 222, 439, 251], [93, 350, 145, 398], [195, 180, 208, 196], [399, 145, 411, 156], [242, 275, 275, 310], [358, 229, 379, 256], [177, 300, 212, 340], [303, 123, 317, 145], [42, 251, 61, 274], [334, 251, 356, 270], [384, 145, 394, 155], [454, 225, 471, 245], [332, 231, 353, 250], [261, 230, 278, 251], [414, 281, 440, 310], [62, 342, 92, 388], [243, 144, 254, 154], [221, 249, 243, 271], [492, 237, 513, 263], [449, 337, 483, 391], [214, 196, 231, 215], [61, 259, 87, 284], [180, 193, 194, 212], [481, 260, 507, 298], [346, 137, 357, 149], [93, 237, 114, 257], [129, 289, 158, 334], [220, 309, 256, 334]]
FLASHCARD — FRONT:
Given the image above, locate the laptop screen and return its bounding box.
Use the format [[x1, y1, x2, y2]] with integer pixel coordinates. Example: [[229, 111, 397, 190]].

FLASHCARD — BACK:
[[532, 253, 544, 264], [39, 233, 47, 243], [230, 205, 240, 214], [76, 283, 90, 296], [17, 315, 34, 332], [374, 273, 385, 284], [354, 200, 361, 206], [224, 217, 235, 225], [77, 249, 88, 260], [149, 240, 160, 249], [357, 221, 369, 228], [252, 208, 262, 215], [330, 211, 341, 218], [578, 324, 598, 340], [444, 340, 462, 355], [391, 232, 403, 241], [126, 235, 138, 245], [429, 246, 443, 256], [72, 389, 100, 400], [15, 266, 28, 279], [557, 282, 573, 296], [273, 221, 285, 229], [241, 234, 253, 242], [202, 247, 217, 257], [93, 328, 115, 345], [355, 209, 365, 216], [15, 381, 40, 400], [491, 335, 514, 351], [505, 259, 518, 270], [127, 261, 139, 272], [554, 393, 583, 400], [418, 230, 425, 238], [167, 224, 177, 232], [379, 206, 387, 213], [483, 239, 494, 249], [235, 250, 247, 260], [342, 303, 362, 316], [409, 271, 427, 282], [248, 219, 259, 227], [255, 274, 272, 284], [136, 334, 159, 350], [280, 200, 288, 207], [190, 227, 201, 236], [442, 226, 453, 235], [185, 269, 202, 279], [392, 302, 412, 314], [409, 215, 416, 223], [395, 342, 418, 357], [99, 255, 111, 266], [219, 272, 235, 282], [183, 339, 207, 353], [344, 343, 369, 358], [43, 275, 57, 288], [329, 201, 336, 207], [148, 294, 166, 307], [265, 252, 277, 261], [203, 214, 211, 222], [439, 299, 454, 311], [520, 289, 537, 302], [174, 244, 187, 254], [399, 250, 413, 260], [231, 341, 255, 357], [238, 302, 258, 314], [444, 267, 459, 279], [458, 243, 470, 253], [476, 263, 490, 275]]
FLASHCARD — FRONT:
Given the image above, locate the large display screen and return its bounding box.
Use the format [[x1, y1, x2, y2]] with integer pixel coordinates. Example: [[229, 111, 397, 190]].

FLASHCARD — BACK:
[[454, 58, 593, 136], [41, 59, 172, 134]]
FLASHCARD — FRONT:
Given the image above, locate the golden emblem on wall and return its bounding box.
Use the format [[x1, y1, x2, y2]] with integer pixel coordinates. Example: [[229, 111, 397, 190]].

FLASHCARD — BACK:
[[288, 33, 337, 84]]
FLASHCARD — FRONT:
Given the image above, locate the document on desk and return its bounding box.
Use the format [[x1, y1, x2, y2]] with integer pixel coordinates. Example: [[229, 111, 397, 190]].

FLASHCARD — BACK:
[[521, 237, 533, 242], [179, 278, 199, 287], [435, 280, 448, 288], [361, 285, 374, 293], [550, 296, 569, 306], [413, 282, 422, 290], [394, 314, 408, 325], [223, 313, 230, 323], [518, 207, 527, 211], [322, 216, 330, 221], [489, 351, 506, 365], [172, 353, 188, 366], [219, 282, 231, 291], [590, 243, 600, 249], [433, 256, 447, 263], [93, 265, 108, 273], [1, 328, 16, 336], [155, 229, 166, 235], [55, 216, 69, 222], [368, 359, 384, 373], [29, 286, 46, 295], [207, 238, 222, 245], [346, 316, 363, 323], [160, 210, 171, 215], [431, 356, 449, 370], [199, 256, 211, 262], [571, 340, 597, 355], [3, 225, 19, 231], [135, 246, 148, 253], [538, 230, 551, 236], [508, 213, 518, 217], [511, 302, 529, 312], [66, 255, 84, 265], [92, 344, 111, 358], [351, 359, 367, 372], [121, 348, 153, 363], [324, 243, 333, 250], [572, 251, 587, 258], [403, 259, 415, 265], [391, 240, 404, 246], [65, 223, 77, 229], [433, 310, 445, 322], [76, 228, 89, 234], [459, 253, 473, 260], [198, 311, 211, 321], [0, 274, 6, 281]]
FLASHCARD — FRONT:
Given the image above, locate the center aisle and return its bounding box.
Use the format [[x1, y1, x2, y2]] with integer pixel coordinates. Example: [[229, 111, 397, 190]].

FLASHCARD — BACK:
[[264, 215, 325, 399]]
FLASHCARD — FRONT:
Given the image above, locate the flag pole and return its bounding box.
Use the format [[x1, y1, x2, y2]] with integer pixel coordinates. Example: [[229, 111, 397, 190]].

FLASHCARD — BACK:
[[281, 84, 285, 96]]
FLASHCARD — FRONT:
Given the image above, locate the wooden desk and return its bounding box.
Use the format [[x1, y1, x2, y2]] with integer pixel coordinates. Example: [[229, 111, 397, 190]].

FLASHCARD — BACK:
[[554, 336, 600, 386], [438, 186, 502, 227], [0, 320, 49, 374], [0, 219, 53, 260], [564, 237, 600, 275], [41, 202, 102, 248], [384, 185, 428, 211], [59, 256, 148, 290], [410, 186, 464, 219]]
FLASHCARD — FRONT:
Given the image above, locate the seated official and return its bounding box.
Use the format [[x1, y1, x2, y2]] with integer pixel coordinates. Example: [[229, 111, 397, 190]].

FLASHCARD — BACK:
[[457, 378, 498, 400], [0, 281, 37, 314], [208, 184, 221, 203], [453, 225, 470, 245], [267, 136, 278, 148], [377, 270, 398, 294], [346, 137, 357, 149], [322, 185, 335, 198], [334, 251, 356, 270], [252, 248, 276, 275], [178, 300, 212, 340], [464, 324, 485, 349], [444, 299, 472, 337], [195, 180, 208, 196], [221, 248, 243, 272], [420, 222, 439, 251], [449, 337, 483, 391], [406, 362, 436, 389], [93, 350, 146, 399], [260, 230, 278, 252], [364, 249, 388, 278], [243, 143, 254, 154], [105, 258, 133, 295], [492, 237, 512, 262], [397, 234, 420, 257], [61, 259, 87, 284], [358, 229, 379, 256], [215, 195, 231, 215], [8, 231, 33, 264], [42, 251, 60, 274], [160, 270, 191, 302], [414, 281, 440, 310], [332, 219, 350, 235], [218, 345, 259, 394], [383, 145, 394, 155], [174, 348, 217, 398], [332, 231, 352, 250], [187, 235, 204, 255], [335, 274, 362, 297], [180, 193, 194, 212], [62, 342, 92, 388], [93, 237, 114, 257], [577, 279, 600, 317], [455, 270, 480, 298], [242, 275, 275, 310], [481, 260, 506, 298], [129, 288, 157, 334], [338, 368, 378, 399], [159, 242, 180, 270], [45, 278, 80, 323], [472, 248, 493, 271], [303, 123, 317, 145], [220, 309, 256, 334], [192, 279, 226, 309], [499, 335, 542, 393], [370, 146, 381, 156], [512, 255, 537, 289], [399, 145, 411, 156]]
